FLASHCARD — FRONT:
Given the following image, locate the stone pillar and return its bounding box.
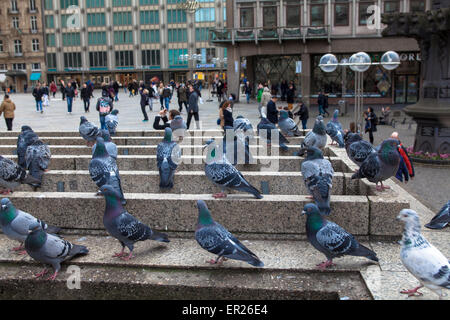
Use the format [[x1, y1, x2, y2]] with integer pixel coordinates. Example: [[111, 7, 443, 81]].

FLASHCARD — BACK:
[[227, 46, 241, 101], [300, 53, 311, 107]]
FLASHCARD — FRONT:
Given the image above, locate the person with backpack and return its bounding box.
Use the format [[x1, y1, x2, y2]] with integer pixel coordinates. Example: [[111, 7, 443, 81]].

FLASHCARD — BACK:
[[162, 84, 171, 110], [96, 90, 114, 130]]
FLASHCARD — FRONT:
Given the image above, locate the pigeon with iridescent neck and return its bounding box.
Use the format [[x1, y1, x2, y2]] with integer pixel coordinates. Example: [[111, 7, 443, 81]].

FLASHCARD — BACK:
[[298, 116, 327, 156], [100, 185, 169, 261], [204, 139, 262, 199], [398, 209, 450, 299], [195, 200, 264, 267], [25, 221, 88, 280], [344, 132, 376, 167], [156, 128, 181, 189], [326, 111, 345, 147], [92, 129, 118, 160], [278, 110, 301, 137], [303, 203, 378, 269], [105, 109, 119, 136], [0, 198, 60, 254]]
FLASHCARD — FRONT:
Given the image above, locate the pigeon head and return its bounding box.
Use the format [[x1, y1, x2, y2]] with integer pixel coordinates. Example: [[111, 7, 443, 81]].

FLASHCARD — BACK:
[[344, 132, 362, 145], [397, 209, 421, 227], [93, 137, 107, 157], [111, 109, 119, 115], [313, 117, 326, 135], [21, 125, 33, 132], [163, 127, 173, 142], [25, 221, 47, 251], [0, 198, 16, 224], [332, 109, 339, 121], [28, 221, 43, 232], [1, 198, 13, 211], [305, 146, 324, 160], [279, 110, 289, 119], [301, 203, 321, 216], [236, 115, 244, 119], [197, 200, 214, 225], [80, 116, 88, 124], [99, 129, 112, 142], [99, 185, 123, 209], [379, 138, 400, 161]]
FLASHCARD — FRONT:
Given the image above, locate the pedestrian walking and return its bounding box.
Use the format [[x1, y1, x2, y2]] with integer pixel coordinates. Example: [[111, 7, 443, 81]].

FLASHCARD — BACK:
[[65, 82, 75, 114], [32, 83, 43, 113], [256, 83, 264, 117], [364, 107, 378, 144], [158, 83, 165, 109], [81, 83, 91, 112], [295, 100, 309, 129], [60, 80, 66, 100], [140, 88, 150, 122], [266, 95, 279, 124], [162, 84, 171, 110], [260, 86, 271, 117], [50, 81, 57, 98], [244, 81, 252, 104], [41, 83, 50, 107], [113, 81, 119, 101], [0, 94, 15, 131], [96, 89, 113, 130], [286, 84, 295, 110], [24, 83, 28, 94], [187, 85, 200, 129], [177, 83, 188, 112], [317, 91, 325, 116], [323, 92, 330, 117]]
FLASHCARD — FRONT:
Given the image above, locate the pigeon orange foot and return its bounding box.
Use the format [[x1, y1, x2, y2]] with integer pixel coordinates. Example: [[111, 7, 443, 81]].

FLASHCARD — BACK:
[[212, 192, 227, 199], [400, 286, 424, 297]]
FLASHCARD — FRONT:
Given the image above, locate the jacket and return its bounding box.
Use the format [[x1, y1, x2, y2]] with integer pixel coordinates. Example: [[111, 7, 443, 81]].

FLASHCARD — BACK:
[[188, 91, 199, 113], [153, 116, 170, 130], [267, 100, 278, 124], [96, 96, 113, 115], [0, 98, 15, 119], [178, 86, 187, 102], [32, 87, 43, 101], [80, 87, 90, 100], [286, 88, 295, 104], [65, 86, 75, 98]]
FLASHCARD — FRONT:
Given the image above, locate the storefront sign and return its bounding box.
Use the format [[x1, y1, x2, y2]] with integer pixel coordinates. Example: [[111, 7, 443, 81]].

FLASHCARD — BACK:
[[196, 64, 215, 68], [399, 53, 421, 61]]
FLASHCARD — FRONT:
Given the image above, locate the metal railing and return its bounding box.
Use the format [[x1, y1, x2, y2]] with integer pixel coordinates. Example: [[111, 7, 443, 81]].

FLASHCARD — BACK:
[[209, 25, 331, 45]]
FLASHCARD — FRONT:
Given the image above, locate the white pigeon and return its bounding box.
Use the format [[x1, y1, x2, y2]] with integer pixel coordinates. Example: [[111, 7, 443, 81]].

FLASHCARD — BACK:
[[397, 209, 450, 299]]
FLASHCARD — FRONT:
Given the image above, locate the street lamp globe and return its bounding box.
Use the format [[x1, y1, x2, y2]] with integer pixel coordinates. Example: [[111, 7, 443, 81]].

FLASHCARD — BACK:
[[319, 54, 338, 73], [349, 52, 371, 72], [380, 51, 400, 70]]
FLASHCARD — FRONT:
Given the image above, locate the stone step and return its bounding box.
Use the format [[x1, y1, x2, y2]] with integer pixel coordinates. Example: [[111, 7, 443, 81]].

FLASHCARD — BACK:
[[5, 155, 349, 172], [0, 235, 371, 300], [5, 192, 408, 237], [16, 170, 368, 196]]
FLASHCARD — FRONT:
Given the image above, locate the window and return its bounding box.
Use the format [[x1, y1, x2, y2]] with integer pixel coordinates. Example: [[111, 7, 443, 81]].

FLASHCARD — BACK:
[[359, 1, 374, 25], [32, 39, 40, 51], [44, 0, 53, 9], [240, 7, 254, 28], [13, 63, 26, 70], [14, 40, 22, 54], [30, 0, 36, 11], [31, 16, 38, 31], [0, 41, 3, 52], [86, 0, 104, 7], [167, 0, 186, 3], [140, 10, 159, 24], [0, 64, 6, 70], [88, 31, 107, 44], [334, 1, 349, 26], [196, 48, 216, 64], [113, 12, 132, 25], [168, 49, 188, 66], [141, 30, 160, 43], [115, 51, 134, 67], [311, 1, 325, 26], [384, 1, 399, 13], [262, 2, 277, 28], [46, 34, 56, 46], [142, 50, 160, 66], [87, 13, 106, 26], [195, 8, 215, 22], [89, 51, 107, 67], [139, 0, 158, 4], [63, 52, 82, 68], [32, 63, 41, 70], [114, 31, 133, 44], [195, 27, 209, 41], [12, 17, 19, 29], [62, 33, 81, 46], [60, 0, 79, 9], [410, 0, 425, 12], [286, 1, 301, 27], [45, 15, 55, 28], [47, 53, 57, 68], [167, 28, 187, 42], [223, 6, 226, 23], [167, 10, 187, 23], [112, 0, 131, 6], [11, 0, 18, 11]]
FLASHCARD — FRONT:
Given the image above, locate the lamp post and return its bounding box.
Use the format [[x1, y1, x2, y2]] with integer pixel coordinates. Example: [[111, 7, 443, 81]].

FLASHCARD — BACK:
[[179, 53, 202, 82], [319, 51, 400, 134]]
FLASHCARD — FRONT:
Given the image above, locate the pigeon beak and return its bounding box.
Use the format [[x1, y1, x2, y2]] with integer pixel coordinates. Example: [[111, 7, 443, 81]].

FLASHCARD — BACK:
[[1, 205, 6, 210], [301, 210, 306, 216]]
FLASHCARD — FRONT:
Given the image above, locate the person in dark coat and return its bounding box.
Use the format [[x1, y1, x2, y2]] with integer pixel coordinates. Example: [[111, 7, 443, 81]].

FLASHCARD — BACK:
[[266, 95, 279, 124], [280, 80, 288, 101], [317, 91, 325, 116], [60, 80, 66, 100], [286, 84, 295, 110], [32, 83, 43, 113], [140, 88, 150, 122], [80, 83, 91, 112], [112, 81, 119, 101], [295, 100, 309, 129], [364, 107, 378, 144], [187, 85, 199, 129], [65, 82, 75, 114]]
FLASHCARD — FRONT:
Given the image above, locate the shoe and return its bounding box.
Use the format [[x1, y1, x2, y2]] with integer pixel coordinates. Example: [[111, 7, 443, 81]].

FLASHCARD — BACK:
[[40, 110, 43, 113], [143, 119, 148, 122]]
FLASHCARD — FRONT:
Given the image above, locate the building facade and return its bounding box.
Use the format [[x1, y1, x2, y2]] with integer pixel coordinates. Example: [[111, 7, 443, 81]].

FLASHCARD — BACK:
[[42, 0, 227, 87], [211, 0, 428, 106], [0, 0, 46, 93]]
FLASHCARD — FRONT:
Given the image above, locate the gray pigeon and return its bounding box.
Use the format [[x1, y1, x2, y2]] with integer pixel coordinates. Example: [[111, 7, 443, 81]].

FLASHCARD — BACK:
[[298, 116, 327, 156], [398, 209, 450, 298], [89, 136, 126, 205], [233, 115, 254, 138], [326, 121, 345, 147], [25, 222, 88, 280], [195, 200, 264, 267], [17, 126, 39, 169], [278, 110, 301, 137], [303, 203, 378, 269], [0, 156, 40, 193], [25, 139, 51, 188], [100, 184, 169, 261], [344, 132, 376, 167], [92, 129, 118, 160], [0, 198, 60, 253], [257, 116, 289, 151], [204, 140, 262, 199], [425, 201, 450, 230], [351, 139, 401, 191], [301, 147, 334, 215], [105, 109, 119, 136], [170, 115, 187, 142], [329, 109, 343, 131], [156, 128, 181, 189], [79, 116, 100, 146]]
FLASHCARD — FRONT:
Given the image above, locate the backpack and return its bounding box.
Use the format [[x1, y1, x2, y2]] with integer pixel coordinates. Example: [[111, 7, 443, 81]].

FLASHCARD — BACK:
[[99, 98, 111, 115]]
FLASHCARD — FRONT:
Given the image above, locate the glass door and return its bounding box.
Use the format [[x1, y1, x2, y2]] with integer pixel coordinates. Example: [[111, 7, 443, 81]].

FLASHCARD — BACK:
[[394, 75, 406, 104], [395, 74, 419, 104], [406, 75, 418, 103]]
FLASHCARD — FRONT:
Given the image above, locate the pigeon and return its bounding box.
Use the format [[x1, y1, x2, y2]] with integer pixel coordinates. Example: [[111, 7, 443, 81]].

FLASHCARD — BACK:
[[204, 139, 262, 199], [25, 139, 51, 188], [0, 156, 40, 193], [301, 147, 334, 215], [195, 200, 264, 267], [303, 203, 378, 269], [351, 139, 401, 191], [298, 116, 327, 156], [233, 116, 254, 138], [170, 115, 187, 142], [257, 116, 289, 151], [329, 109, 343, 131], [92, 129, 118, 160], [17, 126, 39, 169], [326, 121, 345, 147], [89, 136, 126, 205], [0, 198, 60, 253], [25, 221, 88, 280], [397, 208, 450, 299], [79, 116, 100, 146], [156, 128, 181, 189], [100, 184, 169, 261], [278, 110, 301, 137], [105, 109, 119, 136], [425, 201, 450, 230], [222, 128, 254, 166], [344, 132, 376, 167]]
